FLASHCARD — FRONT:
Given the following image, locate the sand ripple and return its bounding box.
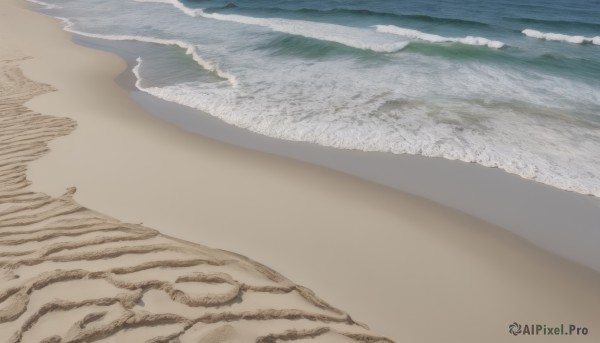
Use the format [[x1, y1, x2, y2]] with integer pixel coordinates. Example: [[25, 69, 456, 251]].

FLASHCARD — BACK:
[[0, 60, 392, 342]]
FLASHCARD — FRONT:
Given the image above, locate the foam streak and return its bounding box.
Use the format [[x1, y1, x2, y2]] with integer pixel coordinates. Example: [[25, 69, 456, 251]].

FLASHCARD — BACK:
[[375, 25, 505, 49], [522, 29, 600, 45], [135, 0, 409, 52], [57, 17, 238, 86]]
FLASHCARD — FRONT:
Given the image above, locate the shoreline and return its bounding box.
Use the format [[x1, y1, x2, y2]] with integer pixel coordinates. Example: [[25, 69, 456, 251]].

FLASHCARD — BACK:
[[8, 0, 600, 341], [69, 34, 600, 274]]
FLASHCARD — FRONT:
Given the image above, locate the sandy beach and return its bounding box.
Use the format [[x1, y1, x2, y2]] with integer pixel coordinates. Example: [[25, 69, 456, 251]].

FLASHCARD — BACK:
[[1, 0, 600, 342]]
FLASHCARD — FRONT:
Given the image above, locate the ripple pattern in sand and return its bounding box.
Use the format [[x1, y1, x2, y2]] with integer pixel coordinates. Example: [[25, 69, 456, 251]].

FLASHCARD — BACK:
[[0, 60, 393, 343]]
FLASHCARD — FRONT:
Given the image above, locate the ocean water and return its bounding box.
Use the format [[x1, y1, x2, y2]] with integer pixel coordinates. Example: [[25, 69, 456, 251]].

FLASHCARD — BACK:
[[32, 0, 600, 196]]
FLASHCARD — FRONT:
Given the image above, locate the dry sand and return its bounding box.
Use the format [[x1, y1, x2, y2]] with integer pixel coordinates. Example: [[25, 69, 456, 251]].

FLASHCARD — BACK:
[[1, 0, 600, 342]]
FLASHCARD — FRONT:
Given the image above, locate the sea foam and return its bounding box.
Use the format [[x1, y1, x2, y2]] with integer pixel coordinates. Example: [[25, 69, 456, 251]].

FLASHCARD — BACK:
[[26, 0, 58, 9], [135, 0, 409, 53], [522, 29, 600, 45], [56, 17, 238, 86], [130, 55, 600, 198], [49, 0, 600, 198], [375, 25, 505, 49], [135, 0, 199, 17]]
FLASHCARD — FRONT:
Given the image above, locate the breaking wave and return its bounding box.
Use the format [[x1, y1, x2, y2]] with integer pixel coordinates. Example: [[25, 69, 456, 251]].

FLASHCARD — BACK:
[[522, 29, 600, 45], [135, 0, 409, 52], [375, 25, 505, 49]]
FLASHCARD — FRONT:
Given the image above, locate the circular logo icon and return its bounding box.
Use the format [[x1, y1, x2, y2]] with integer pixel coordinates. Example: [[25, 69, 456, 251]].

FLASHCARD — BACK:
[[509, 322, 522, 336]]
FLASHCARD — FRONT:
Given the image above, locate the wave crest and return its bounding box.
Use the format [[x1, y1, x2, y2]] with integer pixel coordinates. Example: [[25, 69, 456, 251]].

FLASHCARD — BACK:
[[522, 29, 600, 45], [375, 25, 505, 49], [135, 0, 506, 52], [135, 0, 409, 53]]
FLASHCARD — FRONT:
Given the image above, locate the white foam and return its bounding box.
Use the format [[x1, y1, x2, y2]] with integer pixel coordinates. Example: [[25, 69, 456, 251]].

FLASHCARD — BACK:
[[55, 2, 600, 198], [132, 57, 145, 90], [136, 82, 600, 198], [130, 51, 600, 196], [522, 29, 600, 45], [135, 0, 199, 17], [56, 17, 238, 86], [130, 54, 600, 198], [25, 0, 58, 9], [374, 25, 505, 49], [135, 0, 408, 52]]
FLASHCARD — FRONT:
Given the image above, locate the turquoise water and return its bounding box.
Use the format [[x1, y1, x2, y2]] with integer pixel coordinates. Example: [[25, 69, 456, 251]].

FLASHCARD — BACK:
[[32, 0, 600, 196]]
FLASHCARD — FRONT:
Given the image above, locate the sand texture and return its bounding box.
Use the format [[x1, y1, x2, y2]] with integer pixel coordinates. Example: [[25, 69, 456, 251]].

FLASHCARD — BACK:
[[0, 61, 392, 342], [3, 0, 600, 342]]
